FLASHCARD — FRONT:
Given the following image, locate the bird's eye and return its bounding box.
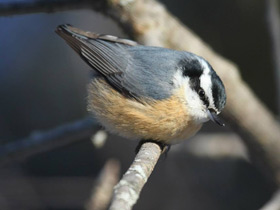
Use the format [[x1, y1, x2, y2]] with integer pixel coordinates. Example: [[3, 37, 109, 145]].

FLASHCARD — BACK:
[[198, 88, 205, 98], [198, 88, 209, 107]]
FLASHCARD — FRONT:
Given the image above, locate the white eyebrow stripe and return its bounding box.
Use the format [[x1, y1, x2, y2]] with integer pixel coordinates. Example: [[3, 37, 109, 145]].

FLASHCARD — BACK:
[[199, 59, 215, 110], [199, 57, 210, 74]]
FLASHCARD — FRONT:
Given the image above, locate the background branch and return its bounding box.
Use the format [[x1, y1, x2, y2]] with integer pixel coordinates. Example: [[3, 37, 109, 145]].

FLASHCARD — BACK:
[[86, 158, 120, 210], [0, 117, 99, 165], [266, 0, 280, 115], [109, 142, 162, 210]]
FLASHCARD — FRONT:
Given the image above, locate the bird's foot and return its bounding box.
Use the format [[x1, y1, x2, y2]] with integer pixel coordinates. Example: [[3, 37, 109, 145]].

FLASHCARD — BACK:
[[135, 139, 171, 158]]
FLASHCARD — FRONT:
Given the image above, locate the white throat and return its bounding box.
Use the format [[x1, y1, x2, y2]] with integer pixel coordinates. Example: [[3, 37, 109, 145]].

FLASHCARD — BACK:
[[173, 62, 214, 124], [173, 71, 207, 124]]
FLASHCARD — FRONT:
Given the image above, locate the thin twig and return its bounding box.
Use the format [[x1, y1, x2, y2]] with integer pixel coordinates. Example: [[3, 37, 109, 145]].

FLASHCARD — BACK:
[[109, 142, 162, 210], [0, 117, 99, 165], [86, 159, 121, 210]]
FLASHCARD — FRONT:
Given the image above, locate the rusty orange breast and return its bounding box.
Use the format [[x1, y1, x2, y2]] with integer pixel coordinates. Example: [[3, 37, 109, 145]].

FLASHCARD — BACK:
[[87, 79, 202, 144]]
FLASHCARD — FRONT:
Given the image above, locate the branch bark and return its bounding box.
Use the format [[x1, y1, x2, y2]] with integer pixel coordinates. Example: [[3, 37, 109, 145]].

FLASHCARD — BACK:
[[109, 142, 162, 210]]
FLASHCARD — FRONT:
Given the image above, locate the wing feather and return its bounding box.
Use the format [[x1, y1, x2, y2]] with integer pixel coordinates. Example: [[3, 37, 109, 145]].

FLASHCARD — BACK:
[[56, 24, 136, 98], [56, 24, 175, 100]]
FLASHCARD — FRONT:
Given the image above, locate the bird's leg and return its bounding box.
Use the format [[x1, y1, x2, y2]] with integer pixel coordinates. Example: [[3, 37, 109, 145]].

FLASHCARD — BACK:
[[135, 139, 171, 158]]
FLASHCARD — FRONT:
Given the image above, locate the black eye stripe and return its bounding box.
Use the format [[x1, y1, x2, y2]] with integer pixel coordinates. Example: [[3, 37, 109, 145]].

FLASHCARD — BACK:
[[189, 77, 210, 107], [197, 87, 209, 107], [199, 90, 209, 107], [178, 55, 225, 111], [178, 56, 212, 108]]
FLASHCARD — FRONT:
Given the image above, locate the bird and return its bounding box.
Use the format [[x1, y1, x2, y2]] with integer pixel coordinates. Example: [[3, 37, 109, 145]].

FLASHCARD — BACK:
[[56, 24, 226, 148]]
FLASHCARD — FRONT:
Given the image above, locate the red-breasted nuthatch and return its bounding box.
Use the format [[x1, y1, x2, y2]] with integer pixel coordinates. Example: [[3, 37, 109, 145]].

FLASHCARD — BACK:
[[56, 25, 226, 145]]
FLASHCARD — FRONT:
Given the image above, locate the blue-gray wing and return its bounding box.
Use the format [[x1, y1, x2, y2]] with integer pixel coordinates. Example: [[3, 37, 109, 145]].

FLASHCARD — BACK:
[[123, 46, 183, 99], [56, 24, 182, 100]]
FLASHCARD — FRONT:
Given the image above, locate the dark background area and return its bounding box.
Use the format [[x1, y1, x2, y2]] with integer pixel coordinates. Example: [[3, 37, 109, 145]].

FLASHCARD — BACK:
[[0, 0, 277, 209]]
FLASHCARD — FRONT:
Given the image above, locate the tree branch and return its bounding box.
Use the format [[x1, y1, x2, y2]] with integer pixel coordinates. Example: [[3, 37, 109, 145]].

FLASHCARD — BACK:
[[86, 159, 120, 210], [109, 142, 162, 210], [0, 117, 99, 165], [181, 133, 248, 159]]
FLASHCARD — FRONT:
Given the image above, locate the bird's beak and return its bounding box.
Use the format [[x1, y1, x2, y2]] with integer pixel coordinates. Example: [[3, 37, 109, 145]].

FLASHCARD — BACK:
[[207, 109, 225, 126]]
